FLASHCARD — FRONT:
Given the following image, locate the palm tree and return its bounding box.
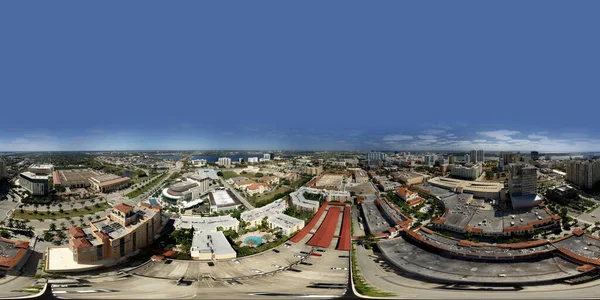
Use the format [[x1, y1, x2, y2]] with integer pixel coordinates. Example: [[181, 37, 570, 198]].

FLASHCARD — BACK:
[[60, 222, 67, 231], [46, 204, 51, 214], [34, 204, 39, 214], [0, 221, 5, 228], [87, 216, 93, 222]]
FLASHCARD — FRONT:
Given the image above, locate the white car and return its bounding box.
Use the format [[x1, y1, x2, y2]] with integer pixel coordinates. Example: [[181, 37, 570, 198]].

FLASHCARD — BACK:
[[251, 269, 263, 274], [331, 267, 348, 270], [232, 259, 240, 264]]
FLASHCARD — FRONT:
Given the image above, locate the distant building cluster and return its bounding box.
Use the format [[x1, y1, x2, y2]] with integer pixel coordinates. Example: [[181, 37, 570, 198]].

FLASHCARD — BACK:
[[566, 159, 600, 189], [450, 163, 483, 180]]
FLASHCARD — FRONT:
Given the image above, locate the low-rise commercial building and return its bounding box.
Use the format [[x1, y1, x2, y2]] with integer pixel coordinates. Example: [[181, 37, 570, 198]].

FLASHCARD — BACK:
[[174, 215, 239, 232], [19, 172, 49, 196], [546, 185, 578, 205], [267, 214, 305, 236], [289, 187, 320, 212], [378, 181, 401, 192], [247, 182, 269, 196], [428, 177, 504, 200], [89, 174, 132, 193], [28, 164, 54, 175], [247, 157, 259, 163], [395, 187, 424, 207], [208, 190, 243, 213], [240, 199, 287, 228], [0, 237, 31, 275], [190, 231, 236, 260], [395, 171, 424, 186], [353, 169, 369, 183], [52, 169, 100, 189], [162, 176, 210, 205], [191, 159, 207, 167]]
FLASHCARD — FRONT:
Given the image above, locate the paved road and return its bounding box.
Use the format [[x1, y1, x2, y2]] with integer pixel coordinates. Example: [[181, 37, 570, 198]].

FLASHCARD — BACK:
[[221, 178, 255, 210], [354, 240, 600, 299], [0, 194, 20, 223]]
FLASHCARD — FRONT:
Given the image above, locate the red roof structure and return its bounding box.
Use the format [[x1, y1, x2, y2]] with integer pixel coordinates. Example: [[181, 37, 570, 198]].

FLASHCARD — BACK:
[[68, 227, 85, 238], [114, 203, 134, 214], [307, 206, 341, 248], [337, 205, 351, 251]]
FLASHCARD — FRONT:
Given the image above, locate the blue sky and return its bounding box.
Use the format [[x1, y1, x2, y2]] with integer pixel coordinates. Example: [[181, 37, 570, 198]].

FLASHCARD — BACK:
[[1, 1, 599, 152]]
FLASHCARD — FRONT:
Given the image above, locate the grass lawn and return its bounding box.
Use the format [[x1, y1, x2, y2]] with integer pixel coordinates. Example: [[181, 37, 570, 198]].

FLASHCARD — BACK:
[[252, 186, 293, 207], [126, 172, 168, 199], [12, 202, 111, 220]]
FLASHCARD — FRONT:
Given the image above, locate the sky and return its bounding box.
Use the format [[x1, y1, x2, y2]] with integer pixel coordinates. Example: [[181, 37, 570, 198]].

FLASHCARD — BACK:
[[1, 1, 599, 152]]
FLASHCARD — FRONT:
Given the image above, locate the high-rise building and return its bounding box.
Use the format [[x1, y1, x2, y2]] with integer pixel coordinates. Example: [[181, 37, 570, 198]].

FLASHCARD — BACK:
[[464, 154, 470, 163], [423, 154, 438, 165], [469, 150, 484, 163], [448, 155, 456, 164], [238, 158, 244, 164], [469, 150, 477, 163], [247, 157, 259, 163], [367, 151, 386, 166], [508, 163, 540, 209], [217, 157, 231, 167], [566, 160, 600, 189], [498, 152, 515, 172], [476, 150, 484, 163], [531, 151, 539, 161]]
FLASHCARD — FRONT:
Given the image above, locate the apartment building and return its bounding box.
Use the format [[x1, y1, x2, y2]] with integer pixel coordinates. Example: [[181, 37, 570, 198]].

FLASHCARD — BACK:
[[67, 203, 161, 265], [217, 157, 232, 167], [450, 163, 483, 180], [566, 160, 600, 189]]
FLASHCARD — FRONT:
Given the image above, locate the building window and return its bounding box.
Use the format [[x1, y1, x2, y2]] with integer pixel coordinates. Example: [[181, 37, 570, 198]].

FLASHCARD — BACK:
[[132, 232, 137, 252], [120, 237, 125, 256], [97, 245, 103, 260]]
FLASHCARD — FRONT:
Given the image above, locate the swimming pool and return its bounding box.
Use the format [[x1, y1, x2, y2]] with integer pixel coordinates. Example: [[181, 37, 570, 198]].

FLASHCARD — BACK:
[[149, 199, 159, 206], [244, 236, 263, 245]]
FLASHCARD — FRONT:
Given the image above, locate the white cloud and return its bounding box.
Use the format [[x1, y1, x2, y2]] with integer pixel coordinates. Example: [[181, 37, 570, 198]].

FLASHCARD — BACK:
[[477, 130, 520, 141], [527, 134, 548, 140], [383, 134, 413, 141], [418, 135, 437, 140], [423, 129, 445, 135]]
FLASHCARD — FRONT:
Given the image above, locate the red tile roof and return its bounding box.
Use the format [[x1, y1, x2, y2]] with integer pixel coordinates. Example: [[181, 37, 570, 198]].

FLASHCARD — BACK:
[[0, 238, 29, 271], [114, 203, 134, 214], [72, 237, 91, 250], [247, 182, 269, 190], [68, 227, 85, 238]]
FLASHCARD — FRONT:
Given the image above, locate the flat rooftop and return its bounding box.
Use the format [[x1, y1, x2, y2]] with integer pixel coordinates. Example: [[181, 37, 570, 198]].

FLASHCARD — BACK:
[[553, 234, 600, 260], [361, 199, 393, 234], [45, 246, 108, 273], [209, 190, 242, 208], [315, 174, 344, 187], [174, 215, 239, 232], [379, 236, 581, 284], [415, 184, 455, 198], [191, 231, 236, 256], [20, 171, 48, 180], [268, 213, 304, 230], [429, 177, 504, 193], [57, 169, 99, 185], [91, 174, 121, 183], [439, 193, 554, 234], [241, 199, 287, 223]]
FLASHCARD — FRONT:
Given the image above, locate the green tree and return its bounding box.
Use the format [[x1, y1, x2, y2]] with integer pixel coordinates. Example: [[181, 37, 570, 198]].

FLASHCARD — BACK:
[[43, 231, 54, 241], [0, 229, 11, 238], [49, 223, 57, 231]]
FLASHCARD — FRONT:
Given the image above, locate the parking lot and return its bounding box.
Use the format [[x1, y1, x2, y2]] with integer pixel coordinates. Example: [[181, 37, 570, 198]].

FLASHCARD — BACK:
[[378, 236, 583, 284]]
